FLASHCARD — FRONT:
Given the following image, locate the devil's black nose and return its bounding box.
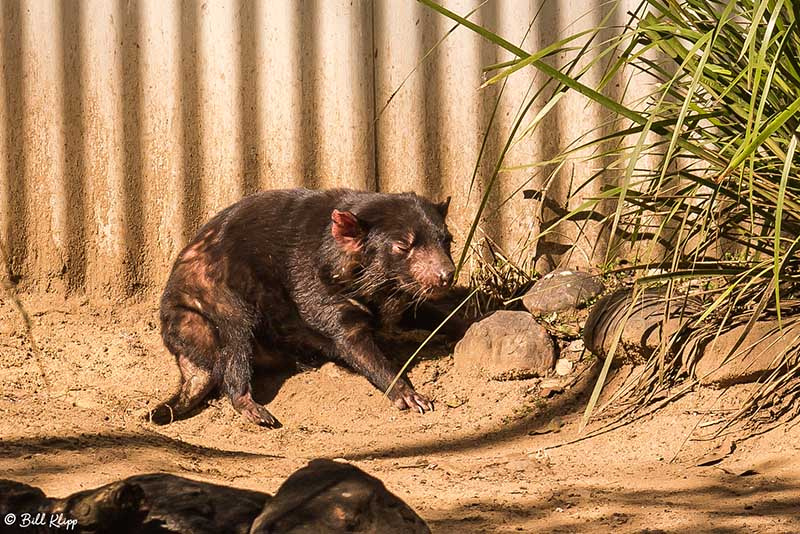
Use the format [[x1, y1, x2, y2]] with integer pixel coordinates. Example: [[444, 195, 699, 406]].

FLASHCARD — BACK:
[[438, 269, 454, 287]]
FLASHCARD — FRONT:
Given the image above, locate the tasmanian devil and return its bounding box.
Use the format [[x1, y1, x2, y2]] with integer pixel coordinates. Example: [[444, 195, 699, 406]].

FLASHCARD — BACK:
[[149, 188, 464, 427]]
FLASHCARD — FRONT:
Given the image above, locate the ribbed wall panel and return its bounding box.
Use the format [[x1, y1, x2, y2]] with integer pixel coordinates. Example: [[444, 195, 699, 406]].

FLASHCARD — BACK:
[[0, 0, 638, 299]]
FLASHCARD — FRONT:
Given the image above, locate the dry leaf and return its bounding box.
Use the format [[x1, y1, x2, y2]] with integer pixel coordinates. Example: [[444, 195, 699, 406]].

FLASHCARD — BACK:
[[529, 416, 565, 435], [695, 439, 736, 467]]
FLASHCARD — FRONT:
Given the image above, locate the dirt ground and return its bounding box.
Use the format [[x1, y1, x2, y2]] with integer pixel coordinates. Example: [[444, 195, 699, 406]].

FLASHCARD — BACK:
[[1, 294, 799, 533]]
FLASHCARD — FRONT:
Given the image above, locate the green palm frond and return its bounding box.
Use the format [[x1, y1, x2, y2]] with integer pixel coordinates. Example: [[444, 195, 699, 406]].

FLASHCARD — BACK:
[[421, 0, 800, 433]]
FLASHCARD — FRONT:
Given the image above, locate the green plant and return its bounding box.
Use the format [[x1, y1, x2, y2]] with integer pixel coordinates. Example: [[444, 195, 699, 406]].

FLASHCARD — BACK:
[[421, 0, 800, 435]]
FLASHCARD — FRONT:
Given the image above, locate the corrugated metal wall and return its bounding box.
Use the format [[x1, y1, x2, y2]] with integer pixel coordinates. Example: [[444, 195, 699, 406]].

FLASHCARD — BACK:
[[0, 0, 631, 300]]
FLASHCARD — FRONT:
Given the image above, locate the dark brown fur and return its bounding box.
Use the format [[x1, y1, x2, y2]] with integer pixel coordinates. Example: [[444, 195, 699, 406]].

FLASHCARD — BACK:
[[149, 188, 463, 427]]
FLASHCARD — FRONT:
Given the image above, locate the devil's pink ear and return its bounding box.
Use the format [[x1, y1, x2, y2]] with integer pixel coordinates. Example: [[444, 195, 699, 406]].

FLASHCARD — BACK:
[[436, 196, 451, 217], [331, 209, 365, 253]]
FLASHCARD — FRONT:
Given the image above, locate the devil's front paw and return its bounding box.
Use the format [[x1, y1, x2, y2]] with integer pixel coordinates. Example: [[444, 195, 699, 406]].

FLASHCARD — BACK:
[[388, 382, 434, 414]]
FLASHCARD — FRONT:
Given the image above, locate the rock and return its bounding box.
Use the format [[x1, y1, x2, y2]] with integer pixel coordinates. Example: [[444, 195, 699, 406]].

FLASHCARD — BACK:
[[695, 321, 800, 385], [251, 459, 430, 534], [454, 311, 556, 380], [522, 270, 605, 314], [583, 288, 704, 363], [555, 358, 573, 376]]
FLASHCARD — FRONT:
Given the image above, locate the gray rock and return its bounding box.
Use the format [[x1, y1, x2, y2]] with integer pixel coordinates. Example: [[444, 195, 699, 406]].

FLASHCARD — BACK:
[[522, 270, 605, 314], [454, 311, 556, 380], [583, 288, 703, 362], [695, 321, 800, 386]]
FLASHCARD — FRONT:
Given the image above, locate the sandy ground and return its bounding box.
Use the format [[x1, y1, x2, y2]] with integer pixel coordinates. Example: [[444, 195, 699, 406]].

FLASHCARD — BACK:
[[1, 294, 799, 533]]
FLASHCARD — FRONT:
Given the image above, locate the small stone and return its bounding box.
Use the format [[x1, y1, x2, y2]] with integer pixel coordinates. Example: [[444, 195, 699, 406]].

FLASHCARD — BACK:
[[454, 311, 556, 381], [522, 270, 605, 314], [555, 358, 573, 376]]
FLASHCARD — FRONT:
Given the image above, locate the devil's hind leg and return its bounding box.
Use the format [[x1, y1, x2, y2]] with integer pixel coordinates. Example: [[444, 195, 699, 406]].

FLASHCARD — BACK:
[[194, 297, 280, 428], [153, 291, 280, 427], [149, 307, 219, 424], [149, 352, 215, 424], [220, 315, 281, 428]]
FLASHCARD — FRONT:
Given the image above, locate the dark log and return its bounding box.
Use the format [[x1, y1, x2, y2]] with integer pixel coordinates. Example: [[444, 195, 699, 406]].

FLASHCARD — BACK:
[[0, 480, 53, 533], [0, 460, 429, 534], [55, 480, 147, 532], [1, 474, 267, 534]]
